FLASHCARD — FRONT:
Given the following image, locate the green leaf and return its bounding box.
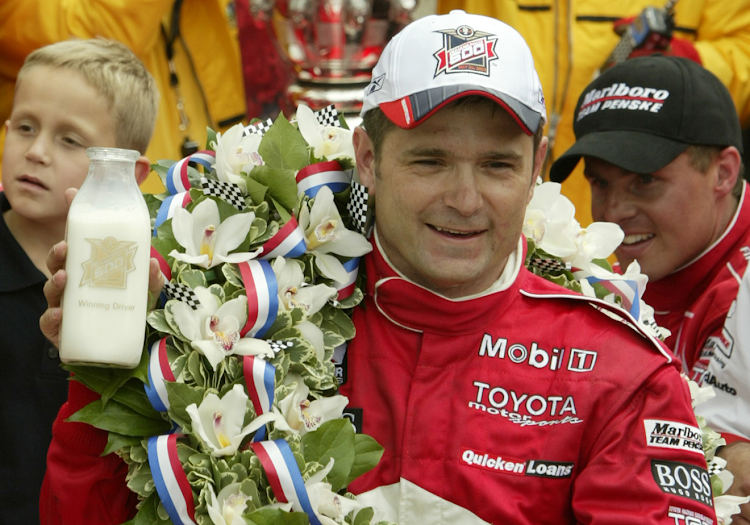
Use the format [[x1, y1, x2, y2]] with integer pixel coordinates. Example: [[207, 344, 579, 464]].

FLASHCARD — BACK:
[[590, 257, 614, 272], [271, 197, 293, 223], [206, 126, 217, 150], [179, 269, 208, 289], [100, 374, 130, 406], [187, 349, 207, 387], [259, 113, 311, 171], [323, 330, 346, 351], [102, 432, 142, 456], [346, 434, 384, 486], [301, 418, 356, 492], [66, 399, 171, 436], [334, 288, 364, 310], [250, 165, 298, 213], [132, 492, 165, 525], [65, 369, 160, 419], [151, 235, 179, 261], [155, 219, 177, 243], [245, 508, 310, 525], [321, 307, 356, 340], [126, 460, 155, 498], [143, 193, 164, 222], [147, 310, 174, 336], [245, 176, 269, 206], [166, 381, 205, 431], [150, 160, 175, 189], [352, 506, 375, 525]]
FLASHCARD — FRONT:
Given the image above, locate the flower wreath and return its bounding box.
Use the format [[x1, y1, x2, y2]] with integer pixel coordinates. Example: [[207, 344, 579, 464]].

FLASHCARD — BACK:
[[64, 104, 747, 525]]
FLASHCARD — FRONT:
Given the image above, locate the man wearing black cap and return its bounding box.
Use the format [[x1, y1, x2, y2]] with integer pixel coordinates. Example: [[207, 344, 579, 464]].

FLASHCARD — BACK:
[[551, 54, 750, 518]]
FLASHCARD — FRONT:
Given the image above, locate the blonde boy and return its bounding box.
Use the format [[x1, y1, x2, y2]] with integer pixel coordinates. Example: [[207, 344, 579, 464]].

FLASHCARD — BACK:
[[0, 38, 158, 523]]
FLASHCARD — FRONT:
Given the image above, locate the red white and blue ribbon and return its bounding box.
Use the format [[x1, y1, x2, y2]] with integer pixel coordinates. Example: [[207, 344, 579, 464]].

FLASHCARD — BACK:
[[150, 246, 172, 283], [147, 434, 197, 525], [144, 338, 176, 412], [296, 161, 350, 198], [250, 440, 324, 525], [582, 276, 641, 320], [154, 191, 192, 235], [260, 217, 307, 260], [165, 150, 216, 195], [238, 260, 279, 339], [150, 246, 172, 306], [335, 258, 360, 301], [243, 356, 276, 442]]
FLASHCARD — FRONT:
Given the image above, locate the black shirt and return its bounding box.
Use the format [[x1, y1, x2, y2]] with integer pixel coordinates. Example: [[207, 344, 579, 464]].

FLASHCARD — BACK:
[[0, 193, 69, 524]]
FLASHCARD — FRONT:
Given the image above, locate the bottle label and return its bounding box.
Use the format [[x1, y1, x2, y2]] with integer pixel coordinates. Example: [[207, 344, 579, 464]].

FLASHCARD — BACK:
[[80, 236, 138, 289]]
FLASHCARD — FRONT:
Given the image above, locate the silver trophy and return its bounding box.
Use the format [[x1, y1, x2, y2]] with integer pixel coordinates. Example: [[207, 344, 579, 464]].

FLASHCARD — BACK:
[[247, 0, 418, 122]]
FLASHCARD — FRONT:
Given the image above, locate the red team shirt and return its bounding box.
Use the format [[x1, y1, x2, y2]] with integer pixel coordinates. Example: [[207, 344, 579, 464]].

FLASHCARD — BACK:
[[339, 233, 717, 525]]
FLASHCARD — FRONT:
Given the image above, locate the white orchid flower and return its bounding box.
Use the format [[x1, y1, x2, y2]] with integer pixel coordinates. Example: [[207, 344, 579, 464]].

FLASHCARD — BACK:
[[186, 384, 274, 457], [296, 104, 355, 161], [265, 459, 369, 524], [688, 378, 717, 408], [638, 300, 672, 341], [171, 286, 273, 370], [715, 494, 750, 525], [272, 256, 337, 316], [523, 182, 578, 257], [305, 459, 368, 525], [206, 483, 252, 525], [213, 123, 264, 192], [566, 221, 624, 271], [298, 186, 372, 284], [272, 257, 338, 360], [170, 199, 259, 269], [272, 373, 349, 436]]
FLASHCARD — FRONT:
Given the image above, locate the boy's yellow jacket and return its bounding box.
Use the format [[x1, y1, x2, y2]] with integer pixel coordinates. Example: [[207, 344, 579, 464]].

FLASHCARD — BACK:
[[0, 0, 247, 194], [439, 0, 750, 225]]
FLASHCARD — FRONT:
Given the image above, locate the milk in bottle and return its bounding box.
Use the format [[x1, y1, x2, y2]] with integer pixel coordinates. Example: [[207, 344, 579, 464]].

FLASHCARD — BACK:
[[59, 148, 151, 368]]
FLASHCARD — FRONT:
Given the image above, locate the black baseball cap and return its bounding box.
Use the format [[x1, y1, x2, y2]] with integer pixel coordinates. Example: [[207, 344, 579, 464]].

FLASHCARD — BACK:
[[550, 55, 743, 182]]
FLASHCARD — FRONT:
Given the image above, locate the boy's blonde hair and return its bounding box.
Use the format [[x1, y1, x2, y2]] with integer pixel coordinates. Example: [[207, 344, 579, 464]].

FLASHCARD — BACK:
[[17, 38, 159, 154]]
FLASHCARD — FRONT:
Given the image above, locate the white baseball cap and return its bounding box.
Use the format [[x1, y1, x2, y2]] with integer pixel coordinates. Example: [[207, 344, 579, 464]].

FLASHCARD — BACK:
[[361, 10, 547, 135]]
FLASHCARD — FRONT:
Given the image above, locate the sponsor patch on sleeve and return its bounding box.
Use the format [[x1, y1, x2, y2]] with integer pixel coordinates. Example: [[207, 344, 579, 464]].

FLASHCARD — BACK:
[[644, 419, 704, 455], [651, 460, 713, 507], [667, 505, 714, 525]]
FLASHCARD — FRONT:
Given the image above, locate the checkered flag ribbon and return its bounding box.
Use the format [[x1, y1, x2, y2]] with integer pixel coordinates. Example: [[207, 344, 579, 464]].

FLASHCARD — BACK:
[[642, 315, 660, 334], [314, 104, 341, 128], [243, 118, 273, 137], [163, 282, 201, 310], [529, 256, 569, 274], [347, 180, 371, 235], [201, 177, 246, 211], [707, 459, 725, 477], [267, 340, 294, 354]]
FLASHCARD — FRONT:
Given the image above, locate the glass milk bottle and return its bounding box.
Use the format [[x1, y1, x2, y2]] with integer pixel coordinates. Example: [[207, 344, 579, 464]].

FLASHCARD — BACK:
[[59, 148, 151, 368]]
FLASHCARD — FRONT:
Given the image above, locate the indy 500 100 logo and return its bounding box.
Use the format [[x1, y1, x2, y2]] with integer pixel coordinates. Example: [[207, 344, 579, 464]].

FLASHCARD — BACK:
[[433, 25, 498, 77]]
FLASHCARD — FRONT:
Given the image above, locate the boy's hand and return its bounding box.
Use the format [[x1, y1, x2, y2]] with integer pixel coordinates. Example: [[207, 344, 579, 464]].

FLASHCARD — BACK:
[[39, 241, 67, 348], [39, 188, 165, 348]]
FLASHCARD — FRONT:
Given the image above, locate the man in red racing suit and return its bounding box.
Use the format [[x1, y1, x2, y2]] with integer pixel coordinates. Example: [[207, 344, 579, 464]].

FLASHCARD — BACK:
[[339, 232, 716, 525]]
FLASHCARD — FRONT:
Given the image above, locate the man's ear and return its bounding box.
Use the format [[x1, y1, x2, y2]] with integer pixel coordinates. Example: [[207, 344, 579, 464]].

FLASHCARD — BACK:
[[714, 146, 742, 198], [353, 127, 376, 197], [528, 136, 549, 204], [135, 156, 151, 187]]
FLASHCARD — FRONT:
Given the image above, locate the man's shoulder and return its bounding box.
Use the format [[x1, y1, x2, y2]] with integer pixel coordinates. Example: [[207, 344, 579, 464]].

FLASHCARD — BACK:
[[518, 268, 675, 363]]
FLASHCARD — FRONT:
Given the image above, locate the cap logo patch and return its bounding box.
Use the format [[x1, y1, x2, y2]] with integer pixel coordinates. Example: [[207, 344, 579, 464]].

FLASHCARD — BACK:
[[433, 26, 497, 77], [577, 82, 670, 121], [365, 74, 385, 96]]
